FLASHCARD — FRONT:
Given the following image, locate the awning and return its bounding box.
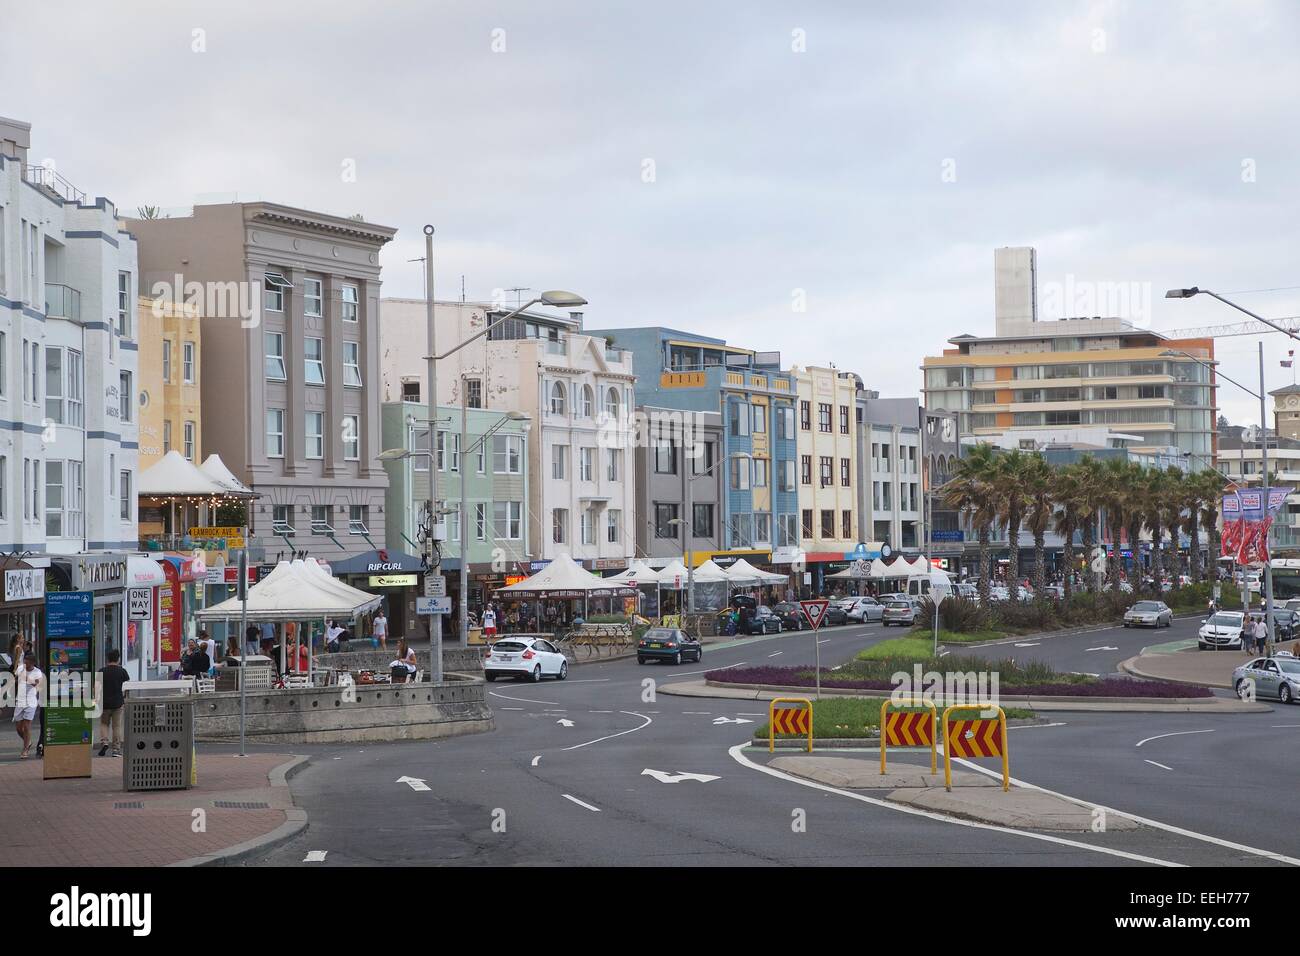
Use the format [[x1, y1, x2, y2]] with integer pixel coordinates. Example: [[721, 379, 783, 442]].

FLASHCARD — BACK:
[[329, 548, 426, 576], [139, 450, 230, 497], [162, 553, 207, 582], [126, 555, 166, 588], [493, 554, 637, 598]]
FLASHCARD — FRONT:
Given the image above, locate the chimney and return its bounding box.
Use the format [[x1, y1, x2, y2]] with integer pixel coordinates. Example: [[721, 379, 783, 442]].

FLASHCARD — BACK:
[[569, 311, 584, 327], [0, 116, 32, 171]]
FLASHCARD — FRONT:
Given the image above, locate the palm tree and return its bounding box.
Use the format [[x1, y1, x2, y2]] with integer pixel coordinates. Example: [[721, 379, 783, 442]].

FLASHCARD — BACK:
[[1100, 457, 1138, 589], [941, 444, 1000, 605], [995, 449, 1032, 590], [1160, 468, 1189, 582], [1144, 468, 1170, 590], [1052, 465, 1086, 599], [1022, 454, 1054, 594], [1071, 456, 1107, 593], [1192, 469, 1228, 582]]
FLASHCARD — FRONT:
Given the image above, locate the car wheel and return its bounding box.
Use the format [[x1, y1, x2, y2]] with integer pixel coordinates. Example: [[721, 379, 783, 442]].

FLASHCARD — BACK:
[[1281, 684, 1293, 705], [1235, 678, 1250, 699], [529, 665, 541, 683], [674, 652, 682, 665], [694, 650, 703, 663], [557, 661, 568, 681], [638, 657, 647, 665], [486, 674, 497, 682]]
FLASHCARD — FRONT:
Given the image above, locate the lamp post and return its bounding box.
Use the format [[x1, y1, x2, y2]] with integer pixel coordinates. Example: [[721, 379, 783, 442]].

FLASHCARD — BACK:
[[378, 446, 441, 681], [678, 450, 752, 614], [1162, 293, 1279, 651]]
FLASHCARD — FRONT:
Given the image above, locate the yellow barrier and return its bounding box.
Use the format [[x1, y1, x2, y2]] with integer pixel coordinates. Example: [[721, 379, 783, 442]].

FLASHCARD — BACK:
[[767, 696, 813, 753], [879, 698, 938, 775], [941, 703, 1009, 792]]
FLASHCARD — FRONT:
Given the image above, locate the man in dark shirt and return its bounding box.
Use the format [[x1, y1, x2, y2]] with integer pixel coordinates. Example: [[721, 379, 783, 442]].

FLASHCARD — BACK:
[[188, 643, 212, 678], [98, 649, 130, 757]]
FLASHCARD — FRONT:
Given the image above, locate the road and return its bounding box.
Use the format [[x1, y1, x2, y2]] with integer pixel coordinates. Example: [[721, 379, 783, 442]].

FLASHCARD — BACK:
[[241, 618, 1299, 867]]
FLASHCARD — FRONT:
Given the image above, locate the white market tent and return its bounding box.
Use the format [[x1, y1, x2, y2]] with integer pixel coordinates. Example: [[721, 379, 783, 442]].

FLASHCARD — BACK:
[[139, 450, 228, 496], [199, 453, 257, 497], [690, 559, 732, 584], [493, 554, 637, 597], [603, 559, 661, 586], [725, 558, 787, 586], [656, 559, 691, 590]]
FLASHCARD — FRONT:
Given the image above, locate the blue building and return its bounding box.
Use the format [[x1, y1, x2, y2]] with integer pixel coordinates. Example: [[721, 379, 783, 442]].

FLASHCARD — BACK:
[[585, 327, 800, 577]]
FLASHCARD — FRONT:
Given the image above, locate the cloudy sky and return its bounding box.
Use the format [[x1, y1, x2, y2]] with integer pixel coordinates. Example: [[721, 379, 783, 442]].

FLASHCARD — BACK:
[[4, 0, 1297, 427]]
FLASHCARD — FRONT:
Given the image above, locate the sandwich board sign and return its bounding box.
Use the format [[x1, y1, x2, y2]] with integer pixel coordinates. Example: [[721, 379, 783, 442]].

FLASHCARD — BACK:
[[800, 598, 830, 631]]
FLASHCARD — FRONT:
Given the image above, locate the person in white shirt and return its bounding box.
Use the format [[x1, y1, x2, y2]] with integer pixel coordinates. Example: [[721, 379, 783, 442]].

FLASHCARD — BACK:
[[13, 653, 43, 758], [372, 610, 388, 650], [482, 606, 497, 638], [325, 621, 345, 653]]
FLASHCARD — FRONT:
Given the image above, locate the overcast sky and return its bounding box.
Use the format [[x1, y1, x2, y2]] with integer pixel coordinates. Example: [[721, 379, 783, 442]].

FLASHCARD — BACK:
[[4, 1, 1297, 428]]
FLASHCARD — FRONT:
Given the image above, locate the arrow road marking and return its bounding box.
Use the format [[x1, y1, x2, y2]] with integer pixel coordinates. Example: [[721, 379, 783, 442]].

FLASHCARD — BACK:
[[562, 794, 601, 812], [1085, 645, 1119, 652], [1136, 729, 1215, 748], [556, 718, 575, 727], [712, 717, 753, 725], [396, 776, 430, 792], [303, 850, 328, 863], [641, 769, 721, 784], [531, 755, 541, 766], [1144, 760, 1174, 771], [1013, 642, 1040, 647]]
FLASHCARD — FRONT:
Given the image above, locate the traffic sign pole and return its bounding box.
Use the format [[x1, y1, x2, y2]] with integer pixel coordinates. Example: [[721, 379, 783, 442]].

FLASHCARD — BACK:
[[800, 599, 829, 700]]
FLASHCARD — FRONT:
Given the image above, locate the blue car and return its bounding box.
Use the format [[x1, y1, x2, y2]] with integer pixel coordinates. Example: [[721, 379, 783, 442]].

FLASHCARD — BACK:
[[637, 627, 702, 665]]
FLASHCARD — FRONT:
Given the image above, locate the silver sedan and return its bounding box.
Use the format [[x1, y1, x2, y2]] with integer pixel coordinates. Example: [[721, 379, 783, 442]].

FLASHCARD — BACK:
[[1233, 655, 1300, 704], [1123, 600, 1172, 628]]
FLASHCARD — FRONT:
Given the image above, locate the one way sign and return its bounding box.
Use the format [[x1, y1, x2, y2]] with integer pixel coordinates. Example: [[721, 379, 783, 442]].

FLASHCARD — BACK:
[[800, 598, 830, 631]]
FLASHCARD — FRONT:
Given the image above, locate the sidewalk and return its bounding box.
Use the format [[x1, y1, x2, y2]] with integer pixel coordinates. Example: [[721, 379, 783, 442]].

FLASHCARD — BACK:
[[1121, 642, 1256, 690], [0, 736, 307, 867]]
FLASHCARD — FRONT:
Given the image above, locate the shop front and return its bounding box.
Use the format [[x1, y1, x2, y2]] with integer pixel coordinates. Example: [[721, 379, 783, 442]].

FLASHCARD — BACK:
[[49, 554, 129, 675], [329, 548, 426, 642], [125, 556, 167, 680], [0, 557, 48, 657], [158, 553, 206, 671]]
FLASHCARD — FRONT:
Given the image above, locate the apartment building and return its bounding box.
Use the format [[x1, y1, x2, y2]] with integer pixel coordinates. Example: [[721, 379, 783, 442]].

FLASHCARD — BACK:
[[854, 396, 925, 553], [131, 202, 396, 560], [631, 407, 724, 568], [792, 366, 859, 591], [137, 295, 201, 470], [922, 246, 1218, 462]]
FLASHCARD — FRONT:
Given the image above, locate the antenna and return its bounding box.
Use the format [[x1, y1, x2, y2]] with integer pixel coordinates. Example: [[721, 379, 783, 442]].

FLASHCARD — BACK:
[[504, 286, 530, 310]]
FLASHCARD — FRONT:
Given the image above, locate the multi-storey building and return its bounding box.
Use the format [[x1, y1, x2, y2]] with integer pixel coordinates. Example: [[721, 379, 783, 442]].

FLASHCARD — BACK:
[[1217, 430, 1300, 553], [137, 295, 201, 471], [922, 247, 1218, 462], [0, 117, 144, 672], [1271, 385, 1300, 443], [131, 201, 396, 561], [793, 366, 859, 592], [584, 326, 799, 578], [854, 395, 925, 553]]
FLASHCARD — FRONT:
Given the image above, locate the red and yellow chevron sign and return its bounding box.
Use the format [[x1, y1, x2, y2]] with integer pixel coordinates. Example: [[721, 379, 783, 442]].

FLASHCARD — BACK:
[[883, 710, 935, 747], [771, 707, 810, 735], [945, 718, 1004, 757]]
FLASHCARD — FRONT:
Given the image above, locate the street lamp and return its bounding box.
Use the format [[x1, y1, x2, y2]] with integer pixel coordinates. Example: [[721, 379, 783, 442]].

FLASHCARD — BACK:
[[678, 450, 752, 614], [1163, 291, 1283, 651]]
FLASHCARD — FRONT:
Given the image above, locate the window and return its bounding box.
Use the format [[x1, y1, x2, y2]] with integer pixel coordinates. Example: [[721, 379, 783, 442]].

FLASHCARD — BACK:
[[842, 510, 852, 539], [654, 440, 677, 475], [466, 378, 482, 409], [31, 458, 39, 522], [343, 415, 360, 460], [304, 337, 325, 385], [654, 502, 680, 539], [730, 456, 749, 490], [580, 385, 594, 418], [311, 505, 332, 533], [553, 509, 568, 544], [801, 509, 813, 538], [752, 403, 767, 434], [117, 272, 130, 337], [349, 505, 370, 534], [163, 420, 171, 453], [303, 277, 323, 317], [819, 456, 833, 488], [551, 444, 568, 480], [820, 510, 835, 538], [183, 421, 195, 461], [839, 405, 850, 434], [840, 458, 851, 487], [801, 455, 812, 485], [493, 501, 523, 539], [604, 387, 621, 421], [163, 339, 172, 383], [265, 332, 286, 380], [45, 461, 62, 537], [119, 470, 131, 520], [753, 513, 770, 544], [581, 510, 595, 545], [444, 502, 461, 545], [45, 349, 62, 423], [343, 342, 362, 387], [800, 400, 811, 430], [436, 431, 460, 472], [263, 271, 290, 313], [729, 399, 750, 436], [493, 435, 522, 474], [752, 458, 769, 488], [474, 503, 487, 540], [606, 448, 622, 481], [401, 381, 420, 403], [22, 460, 28, 522], [607, 509, 621, 544], [550, 382, 567, 416], [305, 412, 324, 459], [818, 403, 832, 433], [779, 459, 796, 492], [266, 409, 285, 458], [341, 284, 359, 322], [692, 441, 715, 477], [183, 342, 195, 383], [272, 504, 295, 535], [119, 371, 132, 423], [693, 503, 714, 538], [579, 447, 595, 482]]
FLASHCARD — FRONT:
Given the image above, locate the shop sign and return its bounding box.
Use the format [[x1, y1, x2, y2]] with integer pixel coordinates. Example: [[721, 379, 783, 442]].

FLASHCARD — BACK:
[[931, 530, 965, 543], [4, 568, 44, 603], [371, 574, 418, 588], [591, 559, 626, 571], [503, 575, 528, 587], [528, 560, 551, 571], [189, 525, 245, 548], [128, 588, 153, 620], [70, 556, 126, 591]]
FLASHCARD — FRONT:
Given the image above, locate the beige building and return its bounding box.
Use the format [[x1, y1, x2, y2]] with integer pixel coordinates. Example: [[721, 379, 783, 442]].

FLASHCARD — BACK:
[[1272, 384, 1300, 442], [137, 295, 202, 469], [793, 365, 859, 565]]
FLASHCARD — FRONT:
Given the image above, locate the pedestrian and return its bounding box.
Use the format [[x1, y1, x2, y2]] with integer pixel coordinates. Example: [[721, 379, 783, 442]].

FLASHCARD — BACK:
[[483, 605, 497, 640], [97, 649, 129, 757], [13, 652, 42, 758], [1255, 616, 1268, 655], [198, 630, 218, 674], [180, 639, 197, 674], [187, 639, 211, 678], [372, 609, 388, 651], [325, 619, 344, 653], [245, 625, 260, 657], [225, 636, 241, 661], [397, 638, 417, 676]]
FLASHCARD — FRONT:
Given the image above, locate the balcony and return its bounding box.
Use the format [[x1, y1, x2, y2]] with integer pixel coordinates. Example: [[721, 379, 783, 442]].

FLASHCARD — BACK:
[[45, 283, 81, 321]]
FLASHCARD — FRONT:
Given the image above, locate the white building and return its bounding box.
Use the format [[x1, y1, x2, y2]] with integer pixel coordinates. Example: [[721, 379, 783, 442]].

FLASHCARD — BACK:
[[0, 118, 143, 672]]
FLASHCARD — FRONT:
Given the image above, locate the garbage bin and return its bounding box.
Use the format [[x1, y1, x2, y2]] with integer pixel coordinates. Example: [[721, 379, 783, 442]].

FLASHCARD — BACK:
[[122, 697, 195, 791]]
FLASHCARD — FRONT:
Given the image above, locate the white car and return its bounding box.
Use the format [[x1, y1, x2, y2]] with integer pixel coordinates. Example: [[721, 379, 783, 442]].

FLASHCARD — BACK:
[[988, 585, 1010, 602], [1198, 611, 1246, 651], [955, 583, 979, 603], [484, 637, 569, 682]]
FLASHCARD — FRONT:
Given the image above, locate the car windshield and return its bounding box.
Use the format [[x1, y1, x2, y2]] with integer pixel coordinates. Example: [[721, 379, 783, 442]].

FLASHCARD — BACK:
[[492, 642, 527, 651], [774, 603, 795, 612], [1133, 602, 1162, 612], [1208, 614, 1242, 627], [1278, 659, 1300, 675], [643, 628, 677, 640], [885, 598, 909, 606]]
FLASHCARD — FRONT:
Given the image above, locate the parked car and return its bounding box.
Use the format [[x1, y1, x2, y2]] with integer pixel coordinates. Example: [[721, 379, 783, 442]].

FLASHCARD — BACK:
[[1232, 656, 1300, 703], [1124, 600, 1173, 628], [1198, 611, 1246, 650], [822, 602, 851, 626], [1042, 585, 1065, 601], [637, 627, 702, 665], [955, 583, 979, 603], [988, 585, 1010, 602], [1246, 608, 1299, 642], [1102, 580, 1134, 594], [881, 595, 917, 627], [484, 637, 569, 682], [773, 602, 809, 631], [843, 596, 884, 623], [742, 605, 784, 635]]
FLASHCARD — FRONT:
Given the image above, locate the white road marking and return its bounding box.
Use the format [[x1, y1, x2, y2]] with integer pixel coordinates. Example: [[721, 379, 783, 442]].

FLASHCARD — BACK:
[[589, 710, 613, 714], [817, 640, 831, 645], [500, 707, 523, 711], [1008, 721, 1067, 730], [729, 743, 1182, 867], [1272, 724, 1300, 728], [712, 716, 752, 725], [947, 753, 1300, 866], [768, 651, 784, 657], [559, 679, 612, 683], [562, 794, 601, 812], [556, 718, 575, 727], [489, 689, 560, 705], [531, 755, 542, 766], [396, 776, 430, 792], [737, 712, 765, 716], [1086, 645, 1119, 652], [676, 661, 746, 677], [303, 850, 328, 863], [642, 768, 720, 784], [1135, 729, 1215, 748], [562, 711, 653, 751], [1144, 760, 1174, 771], [682, 711, 712, 715]]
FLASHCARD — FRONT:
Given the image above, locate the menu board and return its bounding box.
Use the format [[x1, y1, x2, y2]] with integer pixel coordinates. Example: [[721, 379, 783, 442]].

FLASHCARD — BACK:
[[158, 582, 179, 663]]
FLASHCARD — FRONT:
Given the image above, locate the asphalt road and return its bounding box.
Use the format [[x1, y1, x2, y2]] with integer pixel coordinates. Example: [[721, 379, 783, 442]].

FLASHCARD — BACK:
[[238, 618, 1298, 867]]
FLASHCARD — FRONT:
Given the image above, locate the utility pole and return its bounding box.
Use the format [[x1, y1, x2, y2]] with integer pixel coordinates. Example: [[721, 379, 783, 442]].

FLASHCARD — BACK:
[[423, 225, 443, 683]]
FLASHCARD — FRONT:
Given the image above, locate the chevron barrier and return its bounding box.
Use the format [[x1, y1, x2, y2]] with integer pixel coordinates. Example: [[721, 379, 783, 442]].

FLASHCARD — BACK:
[[767, 697, 813, 753], [879, 698, 938, 775], [942, 703, 1009, 792]]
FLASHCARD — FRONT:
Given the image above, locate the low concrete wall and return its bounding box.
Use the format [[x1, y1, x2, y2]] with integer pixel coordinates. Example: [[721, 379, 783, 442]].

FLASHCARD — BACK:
[[192, 675, 494, 744], [317, 646, 484, 675]]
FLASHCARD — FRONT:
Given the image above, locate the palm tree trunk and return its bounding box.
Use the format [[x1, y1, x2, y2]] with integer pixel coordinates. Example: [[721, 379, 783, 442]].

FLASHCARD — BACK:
[[1081, 519, 1095, 594], [1108, 509, 1124, 590], [1127, 518, 1142, 590], [1062, 527, 1076, 599], [1151, 519, 1164, 586], [1189, 513, 1202, 583], [1033, 530, 1046, 593], [977, 524, 991, 604], [1007, 504, 1022, 588]]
